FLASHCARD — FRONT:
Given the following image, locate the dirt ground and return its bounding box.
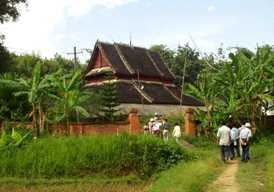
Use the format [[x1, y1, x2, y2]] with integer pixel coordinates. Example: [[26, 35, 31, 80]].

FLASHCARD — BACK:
[[207, 160, 240, 192]]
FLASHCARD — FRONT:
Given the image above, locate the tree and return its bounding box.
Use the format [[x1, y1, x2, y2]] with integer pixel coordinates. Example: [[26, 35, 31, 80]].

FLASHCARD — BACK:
[[100, 81, 120, 122], [0, 43, 13, 74], [0, 73, 30, 121], [187, 45, 274, 134], [0, 0, 27, 24], [48, 70, 90, 135], [150, 44, 203, 85], [174, 44, 203, 84], [150, 44, 175, 68], [0, 63, 53, 137]]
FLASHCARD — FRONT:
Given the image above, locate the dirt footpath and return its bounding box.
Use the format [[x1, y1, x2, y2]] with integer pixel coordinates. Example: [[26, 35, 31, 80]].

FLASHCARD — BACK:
[[207, 160, 240, 192]]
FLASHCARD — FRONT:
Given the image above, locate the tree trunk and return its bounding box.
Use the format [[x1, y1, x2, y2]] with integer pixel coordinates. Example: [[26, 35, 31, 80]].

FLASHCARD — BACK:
[[38, 105, 45, 134], [251, 101, 257, 134], [32, 104, 39, 137]]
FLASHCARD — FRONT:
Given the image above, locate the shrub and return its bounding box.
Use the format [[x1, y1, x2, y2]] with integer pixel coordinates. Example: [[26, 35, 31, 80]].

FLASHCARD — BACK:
[[0, 134, 193, 178]]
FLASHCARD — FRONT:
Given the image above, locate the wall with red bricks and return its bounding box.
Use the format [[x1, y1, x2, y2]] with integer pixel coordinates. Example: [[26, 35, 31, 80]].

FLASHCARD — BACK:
[[1, 109, 142, 136]]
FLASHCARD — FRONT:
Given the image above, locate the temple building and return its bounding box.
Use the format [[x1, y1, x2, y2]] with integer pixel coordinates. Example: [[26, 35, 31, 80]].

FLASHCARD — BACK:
[[84, 41, 203, 115]]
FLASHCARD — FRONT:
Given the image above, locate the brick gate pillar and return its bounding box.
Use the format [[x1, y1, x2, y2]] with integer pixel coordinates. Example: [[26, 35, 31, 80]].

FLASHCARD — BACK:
[[184, 108, 197, 136], [128, 108, 141, 134]]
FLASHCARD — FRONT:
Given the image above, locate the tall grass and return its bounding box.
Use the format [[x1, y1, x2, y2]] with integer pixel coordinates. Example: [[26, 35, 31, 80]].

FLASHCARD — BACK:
[[0, 134, 193, 178]]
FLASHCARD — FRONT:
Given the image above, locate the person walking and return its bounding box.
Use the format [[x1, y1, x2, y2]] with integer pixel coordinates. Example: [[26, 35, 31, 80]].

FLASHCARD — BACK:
[[217, 122, 231, 162], [230, 124, 240, 159], [172, 123, 181, 143], [162, 119, 170, 142], [239, 122, 252, 162]]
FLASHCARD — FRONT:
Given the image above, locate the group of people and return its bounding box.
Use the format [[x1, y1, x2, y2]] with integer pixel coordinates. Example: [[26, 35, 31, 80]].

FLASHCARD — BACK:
[[217, 122, 252, 162], [143, 113, 181, 142]]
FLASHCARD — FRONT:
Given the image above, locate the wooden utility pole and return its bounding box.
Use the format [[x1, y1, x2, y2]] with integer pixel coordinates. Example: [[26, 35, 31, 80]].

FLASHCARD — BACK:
[[67, 46, 82, 69]]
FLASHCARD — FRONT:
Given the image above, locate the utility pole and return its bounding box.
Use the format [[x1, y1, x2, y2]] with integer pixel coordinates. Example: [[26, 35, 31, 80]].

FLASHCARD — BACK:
[[67, 46, 82, 70]]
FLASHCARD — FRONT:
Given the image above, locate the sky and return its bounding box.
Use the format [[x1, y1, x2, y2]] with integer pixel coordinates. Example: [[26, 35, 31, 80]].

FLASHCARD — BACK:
[[1, 0, 274, 62]]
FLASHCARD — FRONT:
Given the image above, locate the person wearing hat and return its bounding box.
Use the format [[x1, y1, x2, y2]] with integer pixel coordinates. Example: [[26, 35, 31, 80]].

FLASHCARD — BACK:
[[239, 122, 252, 162]]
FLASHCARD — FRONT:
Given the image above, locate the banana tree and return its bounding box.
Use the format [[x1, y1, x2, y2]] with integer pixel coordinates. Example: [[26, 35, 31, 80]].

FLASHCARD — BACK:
[[186, 69, 218, 131], [48, 70, 90, 135], [14, 63, 55, 137]]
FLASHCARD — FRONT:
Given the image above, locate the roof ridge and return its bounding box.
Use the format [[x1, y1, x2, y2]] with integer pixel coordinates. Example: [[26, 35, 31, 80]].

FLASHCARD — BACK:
[[146, 50, 165, 77], [132, 82, 153, 103], [114, 44, 135, 74], [163, 85, 181, 102]]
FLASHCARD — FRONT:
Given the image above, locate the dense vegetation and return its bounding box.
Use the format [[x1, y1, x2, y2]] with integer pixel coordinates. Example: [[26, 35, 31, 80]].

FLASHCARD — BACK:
[[0, 134, 192, 178], [153, 45, 274, 134]]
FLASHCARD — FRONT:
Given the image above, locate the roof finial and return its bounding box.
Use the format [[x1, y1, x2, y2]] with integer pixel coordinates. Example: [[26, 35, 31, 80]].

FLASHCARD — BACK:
[[129, 32, 133, 48]]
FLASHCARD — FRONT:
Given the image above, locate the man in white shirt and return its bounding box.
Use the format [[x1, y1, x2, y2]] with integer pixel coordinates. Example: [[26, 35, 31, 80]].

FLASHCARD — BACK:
[[217, 122, 231, 162], [239, 122, 252, 162]]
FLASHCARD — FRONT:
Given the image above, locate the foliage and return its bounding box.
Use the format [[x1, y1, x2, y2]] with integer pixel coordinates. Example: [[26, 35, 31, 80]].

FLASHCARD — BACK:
[[149, 147, 223, 192], [0, 128, 32, 148], [0, 43, 13, 73], [186, 45, 274, 133], [46, 69, 90, 134], [14, 63, 56, 136], [0, 134, 192, 178], [150, 44, 204, 84], [100, 73, 121, 122], [0, 73, 30, 121], [0, 0, 27, 24]]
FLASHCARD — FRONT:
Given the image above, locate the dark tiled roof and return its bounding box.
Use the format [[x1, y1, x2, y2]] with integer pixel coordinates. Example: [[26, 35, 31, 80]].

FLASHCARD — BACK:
[[116, 44, 160, 78], [99, 42, 131, 76], [142, 83, 179, 104], [148, 51, 174, 80], [166, 86, 204, 106], [87, 41, 176, 81], [88, 82, 203, 106], [116, 82, 150, 104]]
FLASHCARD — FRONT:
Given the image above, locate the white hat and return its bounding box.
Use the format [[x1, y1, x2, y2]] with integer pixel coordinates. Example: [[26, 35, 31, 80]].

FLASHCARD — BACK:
[[245, 122, 251, 128], [150, 118, 154, 122]]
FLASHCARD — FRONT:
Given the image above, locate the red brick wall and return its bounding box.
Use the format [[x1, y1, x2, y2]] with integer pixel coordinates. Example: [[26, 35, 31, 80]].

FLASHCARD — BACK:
[[1, 109, 142, 136], [52, 122, 131, 135]]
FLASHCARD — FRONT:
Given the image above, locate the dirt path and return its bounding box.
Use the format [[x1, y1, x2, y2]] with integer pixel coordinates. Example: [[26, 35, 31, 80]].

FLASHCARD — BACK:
[[207, 160, 240, 192]]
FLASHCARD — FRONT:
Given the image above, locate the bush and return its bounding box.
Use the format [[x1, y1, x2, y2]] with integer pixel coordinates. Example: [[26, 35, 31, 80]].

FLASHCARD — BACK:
[[0, 134, 193, 178], [182, 135, 215, 147]]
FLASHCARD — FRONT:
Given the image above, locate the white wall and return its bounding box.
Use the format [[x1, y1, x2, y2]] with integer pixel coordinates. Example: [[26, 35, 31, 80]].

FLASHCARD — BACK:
[[119, 104, 206, 115]]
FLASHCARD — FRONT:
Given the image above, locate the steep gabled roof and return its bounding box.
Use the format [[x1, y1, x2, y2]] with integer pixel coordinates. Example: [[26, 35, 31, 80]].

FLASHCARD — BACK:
[[86, 41, 175, 81]]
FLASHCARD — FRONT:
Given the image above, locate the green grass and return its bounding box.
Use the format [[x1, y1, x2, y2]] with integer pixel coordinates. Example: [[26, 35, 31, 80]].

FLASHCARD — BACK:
[[237, 145, 267, 192], [0, 176, 149, 192], [237, 141, 274, 192], [266, 145, 274, 192], [0, 134, 193, 178], [149, 147, 224, 192]]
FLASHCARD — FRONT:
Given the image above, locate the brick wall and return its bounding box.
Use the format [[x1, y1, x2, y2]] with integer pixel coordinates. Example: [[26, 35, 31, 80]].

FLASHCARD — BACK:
[[1, 109, 142, 136]]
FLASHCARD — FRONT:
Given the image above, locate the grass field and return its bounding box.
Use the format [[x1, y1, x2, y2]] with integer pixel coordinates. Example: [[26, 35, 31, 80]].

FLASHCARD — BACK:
[[0, 176, 149, 192], [237, 140, 274, 192], [149, 147, 224, 192]]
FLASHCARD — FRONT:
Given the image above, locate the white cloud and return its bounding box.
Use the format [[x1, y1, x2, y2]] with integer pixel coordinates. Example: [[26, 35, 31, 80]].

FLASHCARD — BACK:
[[207, 5, 216, 13], [0, 0, 137, 57]]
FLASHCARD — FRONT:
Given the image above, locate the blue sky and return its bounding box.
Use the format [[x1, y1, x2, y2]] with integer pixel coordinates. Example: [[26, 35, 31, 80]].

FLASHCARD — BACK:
[[1, 0, 274, 62]]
